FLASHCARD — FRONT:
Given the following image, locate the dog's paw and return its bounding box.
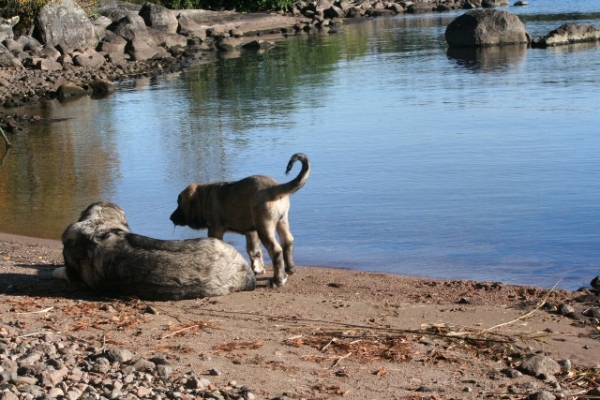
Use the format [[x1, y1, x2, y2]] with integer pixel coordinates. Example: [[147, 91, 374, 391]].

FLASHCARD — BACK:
[[52, 267, 68, 281], [268, 274, 288, 288], [285, 265, 297, 275], [252, 262, 265, 275]]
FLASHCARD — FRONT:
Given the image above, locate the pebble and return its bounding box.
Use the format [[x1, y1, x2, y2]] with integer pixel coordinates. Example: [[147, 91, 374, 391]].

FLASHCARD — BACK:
[[0, 330, 252, 400], [528, 390, 556, 400], [557, 303, 575, 315]]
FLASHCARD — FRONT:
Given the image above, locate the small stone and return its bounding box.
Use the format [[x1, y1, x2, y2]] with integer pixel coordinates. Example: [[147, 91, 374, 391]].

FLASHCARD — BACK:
[[144, 305, 159, 314], [557, 303, 575, 315], [134, 359, 156, 372], [92, 357, 111, 373], [209, 368, 222, 376], [137, 386, 152, 397], [109, 388, 123, 399], [502, 368, 522, 378], [416, 385, 445, 393], [588, 387, 600, 396], [17, 352, 42, 367], [0, 390, 19, 400], [157, 364, 173, 380], [48, 387, 64, 397], [105, 347, 134, 363], [12, 376, 38, 385], [520, 355, 561, 379], [65, 387, 83, 400], [583, 308, 600, 318], [557, 359, 571, 372], [185, 376, 205, 390], [528, 390, 556, 400]]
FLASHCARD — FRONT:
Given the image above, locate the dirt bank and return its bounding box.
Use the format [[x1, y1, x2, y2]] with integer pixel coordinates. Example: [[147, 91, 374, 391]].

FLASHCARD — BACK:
[[1, 233, 599, 399]]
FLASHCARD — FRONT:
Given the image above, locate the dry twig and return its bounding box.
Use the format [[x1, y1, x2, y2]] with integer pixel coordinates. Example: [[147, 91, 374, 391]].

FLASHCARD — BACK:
[[15, 307, 54, 315], [482, 280, 561, 333]]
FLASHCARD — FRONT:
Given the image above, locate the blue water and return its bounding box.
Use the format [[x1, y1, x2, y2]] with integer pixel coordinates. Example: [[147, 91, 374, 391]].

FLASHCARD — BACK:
[[1, 1, 599, 290]]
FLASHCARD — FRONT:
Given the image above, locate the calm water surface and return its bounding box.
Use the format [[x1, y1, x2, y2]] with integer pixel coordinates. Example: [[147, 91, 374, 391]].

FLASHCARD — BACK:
[[1, 1, 599, 290]]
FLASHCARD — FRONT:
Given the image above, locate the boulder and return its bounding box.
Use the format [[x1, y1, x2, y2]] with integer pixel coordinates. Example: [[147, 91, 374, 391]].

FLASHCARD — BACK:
[[463, 0, 482, 9], [531, 23, 600, 48], [33, 0, 96, 49], [72, 48, 106, 68], [0, 47, 23, 68], [91, 16, 113, 42], [56, 82, 89, 100], [40, 45, 61, 60], [17, 36, 43, 52], [139, 3, 178, 34], [97, 31, 127, 55], [215, 36, 242, 51], [324, 5, 345, 18], [390, 3, 406, 13], [126, 38, 158, 61], [112, 14, 150, 42], [242, 39, 276, 49], [482, 0, 509, 7], [147, 28, 188, 48], [2, 39, 23, 54], [36, 58, 63, 71], [408, 2, 436, 13], [176, 14, 207, 37], [445, 10, 530, 48], [0, 16, 19, 43], [315, 0, 334, 15]]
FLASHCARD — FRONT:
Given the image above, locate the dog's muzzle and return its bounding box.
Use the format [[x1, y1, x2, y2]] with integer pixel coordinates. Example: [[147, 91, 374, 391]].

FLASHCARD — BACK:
[[170, 208, 186, 226]]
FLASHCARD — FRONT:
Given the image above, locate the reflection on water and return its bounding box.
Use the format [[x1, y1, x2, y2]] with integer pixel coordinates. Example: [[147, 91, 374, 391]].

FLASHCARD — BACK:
[[446, 44, 528, 72], [0, 98, 119, 238], [1, 4, 600, 290]]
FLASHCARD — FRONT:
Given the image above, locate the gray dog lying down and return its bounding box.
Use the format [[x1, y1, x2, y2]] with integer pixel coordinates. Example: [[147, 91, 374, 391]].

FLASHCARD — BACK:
[[53, 201, 256, 300]]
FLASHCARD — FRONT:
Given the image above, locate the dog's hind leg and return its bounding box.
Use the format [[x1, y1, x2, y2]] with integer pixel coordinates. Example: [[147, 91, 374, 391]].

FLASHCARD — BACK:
[[245, 231, 265, 275], [257, 227, 287, 287], [277, 217, 296, 275]]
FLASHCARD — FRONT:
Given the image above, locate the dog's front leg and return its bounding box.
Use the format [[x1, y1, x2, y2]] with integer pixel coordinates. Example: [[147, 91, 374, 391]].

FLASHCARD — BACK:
[[245, 232, 265, 275], [207, 227, 225, 240]]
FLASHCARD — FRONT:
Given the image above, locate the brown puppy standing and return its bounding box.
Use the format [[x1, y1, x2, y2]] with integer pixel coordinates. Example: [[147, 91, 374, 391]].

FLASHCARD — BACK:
[[170, 153, 310, 287]]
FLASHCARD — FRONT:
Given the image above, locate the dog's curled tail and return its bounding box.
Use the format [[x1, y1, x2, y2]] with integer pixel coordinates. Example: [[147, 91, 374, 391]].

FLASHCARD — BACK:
[[270, 153, 310, 198]]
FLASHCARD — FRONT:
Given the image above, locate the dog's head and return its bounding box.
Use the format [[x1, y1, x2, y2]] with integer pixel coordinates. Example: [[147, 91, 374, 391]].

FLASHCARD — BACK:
[[170, 184, 208, 230], [77, 201, 130, 230], [60, 201, 130, 285]]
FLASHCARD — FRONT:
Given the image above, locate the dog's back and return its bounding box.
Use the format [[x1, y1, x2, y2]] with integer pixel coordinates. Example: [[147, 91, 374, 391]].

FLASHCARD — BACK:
[[94, 232, 256, 300]]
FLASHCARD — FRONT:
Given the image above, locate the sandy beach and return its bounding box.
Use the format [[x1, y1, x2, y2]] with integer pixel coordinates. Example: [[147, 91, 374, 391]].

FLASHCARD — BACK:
[[1, 231, 599, 399]]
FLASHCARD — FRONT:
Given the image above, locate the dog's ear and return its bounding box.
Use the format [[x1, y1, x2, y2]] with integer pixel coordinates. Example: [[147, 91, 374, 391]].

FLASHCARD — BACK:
[[179, 185, 197, 222]]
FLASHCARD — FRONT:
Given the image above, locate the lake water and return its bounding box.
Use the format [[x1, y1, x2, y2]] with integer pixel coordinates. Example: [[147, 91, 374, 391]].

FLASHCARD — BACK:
[[1, 1, 599, 290]]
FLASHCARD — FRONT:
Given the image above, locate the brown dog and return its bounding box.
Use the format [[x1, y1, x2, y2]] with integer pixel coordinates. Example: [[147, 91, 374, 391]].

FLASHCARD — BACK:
[[55, 201, 256, 300], [170, 153, 310, 287]]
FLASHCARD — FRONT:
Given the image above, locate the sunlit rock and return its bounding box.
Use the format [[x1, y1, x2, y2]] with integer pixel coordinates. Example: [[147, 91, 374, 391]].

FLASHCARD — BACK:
[[445, 9, 530, 48]]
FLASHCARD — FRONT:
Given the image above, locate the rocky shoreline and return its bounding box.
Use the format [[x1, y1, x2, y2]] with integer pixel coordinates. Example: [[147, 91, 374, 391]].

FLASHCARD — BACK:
[[0, 0, 529, 135], [1, 0, 600, 137]]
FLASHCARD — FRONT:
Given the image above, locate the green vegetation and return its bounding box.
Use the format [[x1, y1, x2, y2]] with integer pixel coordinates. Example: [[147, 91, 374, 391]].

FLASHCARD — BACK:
[[0, 0, 48, 30], [160, 0, 294, 12]]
